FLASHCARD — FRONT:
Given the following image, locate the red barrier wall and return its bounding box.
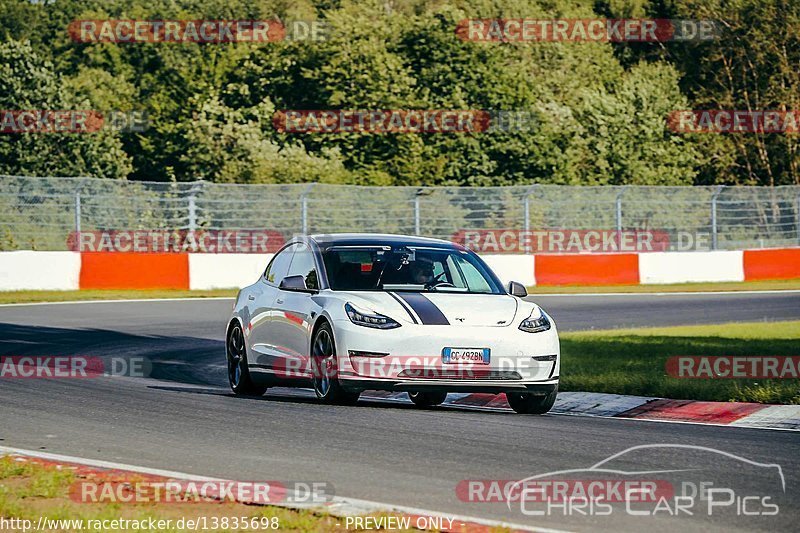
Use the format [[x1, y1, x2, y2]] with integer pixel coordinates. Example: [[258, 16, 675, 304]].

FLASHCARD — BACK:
[[80, 253, 189, 290], [743, 248, 800, 281], [535, 253, 639, 286]]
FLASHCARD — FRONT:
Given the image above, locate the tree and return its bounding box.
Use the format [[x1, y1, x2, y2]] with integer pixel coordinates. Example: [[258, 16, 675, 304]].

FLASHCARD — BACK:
[[0, 39, 131, 179]]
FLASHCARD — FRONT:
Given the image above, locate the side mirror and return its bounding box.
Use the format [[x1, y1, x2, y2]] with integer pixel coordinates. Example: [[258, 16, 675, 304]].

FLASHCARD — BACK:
[[280, 275, 314, 293], [507, 281, 527, 298]]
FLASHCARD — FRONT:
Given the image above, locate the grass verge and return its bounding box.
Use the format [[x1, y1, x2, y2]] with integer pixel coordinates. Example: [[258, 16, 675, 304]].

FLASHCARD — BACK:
[[560, 320, 800, 404], [0, 289, 237, 304], [0, 457, 425, 532], [1, 278, 799, 304]]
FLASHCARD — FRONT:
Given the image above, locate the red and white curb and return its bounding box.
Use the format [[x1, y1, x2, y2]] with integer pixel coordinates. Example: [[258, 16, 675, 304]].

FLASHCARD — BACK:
[[0, 446, 560, 533], [357, 390, 800, 431]]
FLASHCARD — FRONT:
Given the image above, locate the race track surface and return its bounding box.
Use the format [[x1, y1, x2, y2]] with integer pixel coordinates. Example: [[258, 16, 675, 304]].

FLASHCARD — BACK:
[[1, 293, 799, 532]]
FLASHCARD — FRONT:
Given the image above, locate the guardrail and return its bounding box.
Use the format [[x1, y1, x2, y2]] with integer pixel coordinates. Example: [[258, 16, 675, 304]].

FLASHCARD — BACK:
[[1, 176, 799, 251]]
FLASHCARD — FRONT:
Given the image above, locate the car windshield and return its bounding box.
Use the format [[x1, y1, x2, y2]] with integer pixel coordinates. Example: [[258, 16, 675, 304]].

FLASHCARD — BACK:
[[323, 246, 503, 294]]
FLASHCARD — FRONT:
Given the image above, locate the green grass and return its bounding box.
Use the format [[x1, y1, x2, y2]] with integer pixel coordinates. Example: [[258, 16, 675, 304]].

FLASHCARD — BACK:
[[0, 456, 409, 532], [560, 321, 800, 404], [0, 289, 238, 304], [1, 278, 798, 304], [528, 278, 800, 293]]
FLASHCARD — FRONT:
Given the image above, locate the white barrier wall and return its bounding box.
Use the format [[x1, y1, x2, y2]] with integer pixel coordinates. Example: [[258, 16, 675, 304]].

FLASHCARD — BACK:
[[480, 254, 536, 286], [0, 251, 81, 291], [638, 251, 745, 284], [188, 253, 274, 290]]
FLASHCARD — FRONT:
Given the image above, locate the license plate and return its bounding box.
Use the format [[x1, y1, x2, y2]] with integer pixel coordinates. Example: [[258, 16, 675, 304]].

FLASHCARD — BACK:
[[442, 348, 490, 364]]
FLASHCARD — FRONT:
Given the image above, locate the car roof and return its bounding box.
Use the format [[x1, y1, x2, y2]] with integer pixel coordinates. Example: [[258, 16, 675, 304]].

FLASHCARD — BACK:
[[309, 233, 459, 250]]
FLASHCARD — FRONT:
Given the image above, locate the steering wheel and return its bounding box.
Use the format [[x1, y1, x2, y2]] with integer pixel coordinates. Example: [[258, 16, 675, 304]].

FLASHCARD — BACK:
[[427, 280, 457, 290]]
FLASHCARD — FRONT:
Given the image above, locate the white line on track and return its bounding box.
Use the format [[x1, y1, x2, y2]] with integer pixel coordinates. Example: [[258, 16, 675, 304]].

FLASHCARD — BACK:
[[0, 446, 565, 533]]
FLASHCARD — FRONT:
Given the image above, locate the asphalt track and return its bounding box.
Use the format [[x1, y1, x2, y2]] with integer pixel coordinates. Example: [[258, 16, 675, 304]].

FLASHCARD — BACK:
[[1, 292, 799, 532]]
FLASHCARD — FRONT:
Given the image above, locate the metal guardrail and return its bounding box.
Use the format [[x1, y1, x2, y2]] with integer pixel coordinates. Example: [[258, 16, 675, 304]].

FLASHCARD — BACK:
[[1, 175, 799, 251]]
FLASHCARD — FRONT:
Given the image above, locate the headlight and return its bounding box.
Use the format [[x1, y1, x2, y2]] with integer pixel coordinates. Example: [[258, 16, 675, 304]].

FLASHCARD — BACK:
[[345, 303, 401, 329], [519, 311, 551, 333]]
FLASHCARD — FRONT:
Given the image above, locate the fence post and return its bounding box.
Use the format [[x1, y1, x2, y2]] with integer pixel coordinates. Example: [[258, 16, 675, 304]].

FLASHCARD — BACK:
[[796, 192, 800, 245], [74, 179, 86, 236], [615, 187, 627, 234], [301, 183, 316, 235], [74, 191, 81, 234], [414, 192, 421, 236], [187, 184, 199, 233], [711, 185, 725, 250], [523, 185, 539, 235]]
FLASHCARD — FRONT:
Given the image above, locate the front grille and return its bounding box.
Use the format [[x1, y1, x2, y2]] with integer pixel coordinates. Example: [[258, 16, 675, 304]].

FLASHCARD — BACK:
[[397, 368, 522, 380]]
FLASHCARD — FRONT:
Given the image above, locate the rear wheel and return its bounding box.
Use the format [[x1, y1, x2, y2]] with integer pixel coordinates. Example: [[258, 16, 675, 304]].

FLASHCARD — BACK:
[[506, 386, 558, 414], [311, 322, 360, 406], [408, 391, 447, 407], [227, 323, 267, 396]]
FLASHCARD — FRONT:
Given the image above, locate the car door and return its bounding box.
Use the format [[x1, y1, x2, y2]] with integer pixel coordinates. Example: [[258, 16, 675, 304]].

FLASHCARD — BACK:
[[269, 243, 320, 379], [247, 243, 297, 368]]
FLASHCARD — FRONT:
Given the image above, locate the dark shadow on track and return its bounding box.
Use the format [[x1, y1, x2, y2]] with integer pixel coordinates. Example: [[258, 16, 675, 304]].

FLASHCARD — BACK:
[[0, 322, 226, 387]]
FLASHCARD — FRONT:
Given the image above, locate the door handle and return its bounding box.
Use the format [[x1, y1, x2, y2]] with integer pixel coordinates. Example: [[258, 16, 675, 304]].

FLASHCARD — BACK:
[[276, 298, 285, 304], [248, 295, 255, 300]]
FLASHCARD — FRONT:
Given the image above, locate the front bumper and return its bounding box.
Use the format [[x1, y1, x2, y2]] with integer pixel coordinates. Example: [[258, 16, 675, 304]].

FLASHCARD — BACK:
[[332, 317, 560, 394]]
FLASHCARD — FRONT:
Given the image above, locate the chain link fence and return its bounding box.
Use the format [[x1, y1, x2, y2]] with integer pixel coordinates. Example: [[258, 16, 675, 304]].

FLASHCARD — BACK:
[[1, 175, 799, 251]]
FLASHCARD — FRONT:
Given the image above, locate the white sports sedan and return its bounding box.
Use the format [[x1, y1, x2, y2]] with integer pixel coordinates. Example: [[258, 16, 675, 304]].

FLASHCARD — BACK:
[[225, 234, 559, 414]]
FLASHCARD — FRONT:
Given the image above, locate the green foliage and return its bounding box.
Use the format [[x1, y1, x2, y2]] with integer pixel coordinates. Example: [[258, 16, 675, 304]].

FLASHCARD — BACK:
[[0, 39, 132, 179], [0, 0, 796, 185]]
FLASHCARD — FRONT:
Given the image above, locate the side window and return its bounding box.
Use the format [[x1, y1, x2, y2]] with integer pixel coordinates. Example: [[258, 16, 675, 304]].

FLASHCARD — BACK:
[[264, 244, 296, 285], [286, 243, 319, 290], [453, 255, 492, 293]]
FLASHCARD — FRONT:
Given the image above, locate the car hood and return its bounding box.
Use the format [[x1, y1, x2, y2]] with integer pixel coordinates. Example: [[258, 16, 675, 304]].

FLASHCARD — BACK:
[[345, 291, 520, 327]]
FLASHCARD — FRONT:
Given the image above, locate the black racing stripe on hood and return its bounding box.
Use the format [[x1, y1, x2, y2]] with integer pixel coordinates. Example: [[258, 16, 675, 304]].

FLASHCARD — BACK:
[[387, 292, 418, 324], [396, 293, 450, 325]]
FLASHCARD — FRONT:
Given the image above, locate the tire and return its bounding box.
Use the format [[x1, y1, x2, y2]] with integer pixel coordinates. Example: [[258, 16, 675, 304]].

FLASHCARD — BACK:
[[408, 391, 447, 407], [311, 322, 360, 406], [506, 386, 558, 414], [227, 323, 267, 396]]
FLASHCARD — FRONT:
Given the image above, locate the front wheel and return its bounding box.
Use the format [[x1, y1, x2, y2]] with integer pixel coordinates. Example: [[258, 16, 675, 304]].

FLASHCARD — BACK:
[[506, 386, 558, 414], [408, 391, 447, 407], [227, 323, 267, 396], [311, 322, 360, 406]]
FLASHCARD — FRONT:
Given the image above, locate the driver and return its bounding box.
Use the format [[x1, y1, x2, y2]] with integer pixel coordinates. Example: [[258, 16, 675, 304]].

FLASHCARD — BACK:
[[410, 256, 435, 285]]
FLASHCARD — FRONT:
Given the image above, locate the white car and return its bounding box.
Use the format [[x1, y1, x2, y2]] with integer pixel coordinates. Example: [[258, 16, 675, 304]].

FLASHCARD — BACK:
[[226, 234, 560, 414]]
